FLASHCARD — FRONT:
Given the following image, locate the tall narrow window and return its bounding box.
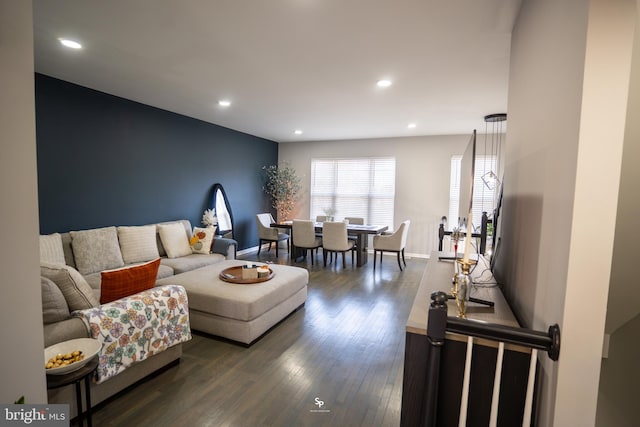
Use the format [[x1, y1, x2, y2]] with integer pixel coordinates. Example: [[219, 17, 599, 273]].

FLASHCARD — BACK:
[[310, 158, 395, 227], [448, 154, 497, 231]]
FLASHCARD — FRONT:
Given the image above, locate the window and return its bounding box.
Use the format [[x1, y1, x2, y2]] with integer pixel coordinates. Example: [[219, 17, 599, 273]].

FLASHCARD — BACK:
[[310, 157, 395, 227], [448, 154, 497, 231]]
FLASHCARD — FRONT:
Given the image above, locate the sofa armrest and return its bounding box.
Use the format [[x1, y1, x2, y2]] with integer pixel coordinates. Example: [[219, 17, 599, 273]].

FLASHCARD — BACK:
[[212, 238, 237, 259], [43, 318, 89, 348]]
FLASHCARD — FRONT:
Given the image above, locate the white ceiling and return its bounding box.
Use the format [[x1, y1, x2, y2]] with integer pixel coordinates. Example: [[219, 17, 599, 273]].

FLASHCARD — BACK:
[[33, 0, 520, 143]]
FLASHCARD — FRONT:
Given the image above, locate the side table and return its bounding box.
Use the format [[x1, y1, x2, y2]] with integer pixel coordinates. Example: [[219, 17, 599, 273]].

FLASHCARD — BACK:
[[46, 357, 99, 427]]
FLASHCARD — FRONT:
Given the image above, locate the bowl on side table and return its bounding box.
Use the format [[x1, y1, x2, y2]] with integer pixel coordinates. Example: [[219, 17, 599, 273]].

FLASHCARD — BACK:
[[44, 338, 101, 375]]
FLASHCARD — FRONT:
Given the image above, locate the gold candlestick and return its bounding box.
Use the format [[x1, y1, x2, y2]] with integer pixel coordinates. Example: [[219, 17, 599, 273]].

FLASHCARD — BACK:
[[454, 258, 476, 318]]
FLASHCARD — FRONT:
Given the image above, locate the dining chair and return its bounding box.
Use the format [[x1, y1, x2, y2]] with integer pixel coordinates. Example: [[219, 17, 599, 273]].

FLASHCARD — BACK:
[[344, 217, 364, 243], [322, 221, 356, 268], [256, 213, 289, 257], [313, 215, 329, 240], [292, 220, 323, 265], [344, 217, 364, 225], [373, 220, 410, 271]]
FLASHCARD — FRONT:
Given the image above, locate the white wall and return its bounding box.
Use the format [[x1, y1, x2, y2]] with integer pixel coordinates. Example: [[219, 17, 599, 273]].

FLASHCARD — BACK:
[[0, 0, 47, 403], [605, 0, 640, 336], [503, 0, 634, 425], [597, 1, 640, 425], [597, 314, 640, 427], [278, 135, 469, 257]]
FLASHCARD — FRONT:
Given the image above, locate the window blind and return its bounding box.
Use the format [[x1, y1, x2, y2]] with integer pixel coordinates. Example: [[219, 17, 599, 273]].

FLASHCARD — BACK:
[[310, 157, 395, 228]]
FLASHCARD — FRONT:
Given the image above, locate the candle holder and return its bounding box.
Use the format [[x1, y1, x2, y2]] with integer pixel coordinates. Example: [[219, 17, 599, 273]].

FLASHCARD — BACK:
[[453, 258, 476, 318]]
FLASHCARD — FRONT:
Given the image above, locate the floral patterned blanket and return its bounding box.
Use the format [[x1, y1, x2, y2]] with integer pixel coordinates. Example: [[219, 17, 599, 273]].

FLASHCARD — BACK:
[[74, 285, 192, 384]]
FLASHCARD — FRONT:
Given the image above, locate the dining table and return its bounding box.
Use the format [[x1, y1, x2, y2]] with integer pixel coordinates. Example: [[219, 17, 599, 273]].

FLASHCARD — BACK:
[[271, 221, 388, 267]]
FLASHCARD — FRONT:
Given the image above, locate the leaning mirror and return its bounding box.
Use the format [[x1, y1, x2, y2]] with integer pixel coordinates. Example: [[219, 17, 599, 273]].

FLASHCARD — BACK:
[[210, 183, 234, 239]]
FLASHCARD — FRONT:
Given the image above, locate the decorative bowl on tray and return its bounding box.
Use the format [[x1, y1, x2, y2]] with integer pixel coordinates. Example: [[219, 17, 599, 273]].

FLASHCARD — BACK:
[[44, 338, 101, 375], [219, 265, 275, 284]]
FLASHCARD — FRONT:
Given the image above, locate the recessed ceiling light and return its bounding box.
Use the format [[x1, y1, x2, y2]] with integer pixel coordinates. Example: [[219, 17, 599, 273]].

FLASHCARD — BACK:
[[294, 130, 303, 135], [58, 38, 82, 49], [218, 100, 231, 107], [377, 79, 392, 88], [407, 123, 417, 129]]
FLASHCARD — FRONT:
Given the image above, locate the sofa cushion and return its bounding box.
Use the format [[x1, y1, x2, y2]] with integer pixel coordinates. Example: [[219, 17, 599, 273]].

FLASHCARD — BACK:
[[70, 226, 125, 275], [155, 220, 192, 256], [84, 273, 102, 290], [100, 258, 161, 304], [41, 276, 70, 324], [158, 223, 192, 258], [160, 253, 226, 274], [41, 263, 99, 311], [39, 233, 66, 265], [190, 226, 216, 254], [117, 225, 160, 264], [60, 233, 76, 268], [157, 264, 174, 279]]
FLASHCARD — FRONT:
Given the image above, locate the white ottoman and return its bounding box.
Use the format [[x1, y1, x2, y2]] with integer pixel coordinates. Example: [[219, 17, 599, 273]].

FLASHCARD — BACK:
[[156, 260, 308, 344]]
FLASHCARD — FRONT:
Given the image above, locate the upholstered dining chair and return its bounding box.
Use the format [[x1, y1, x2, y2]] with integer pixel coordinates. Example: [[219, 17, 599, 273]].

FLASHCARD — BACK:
[[344, 217, 364, 225], [313, 215, 327, 239], [343, 217, 364, 243], [256, 213, 289, 257], [292, 220, 323, 265], [322, 221, 356, 268], [373, 220, 410, 271]]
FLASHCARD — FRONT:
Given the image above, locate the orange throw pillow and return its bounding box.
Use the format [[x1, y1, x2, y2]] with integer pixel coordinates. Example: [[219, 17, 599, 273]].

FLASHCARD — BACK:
[[100, 258, 161, 304]]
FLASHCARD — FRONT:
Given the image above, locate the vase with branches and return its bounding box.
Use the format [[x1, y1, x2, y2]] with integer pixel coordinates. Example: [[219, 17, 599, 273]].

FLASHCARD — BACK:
[[262, 162, 302, 222]]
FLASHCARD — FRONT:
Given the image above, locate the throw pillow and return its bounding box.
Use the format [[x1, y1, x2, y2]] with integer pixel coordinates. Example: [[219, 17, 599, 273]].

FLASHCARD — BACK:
[[41, 276, 71, 324], [70, 226, 125, 275], [100, 258, 161, 304], [157, 223, 192, 258], [117, 225, 160, 264], [190, 226, 216, 254], [39, 233, 66, 265], [41, 263, 100, 311]]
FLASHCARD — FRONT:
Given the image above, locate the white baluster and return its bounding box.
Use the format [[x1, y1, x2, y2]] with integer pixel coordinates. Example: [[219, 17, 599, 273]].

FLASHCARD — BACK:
[[489, 342, 505, 427], [459, 336, 474, 427], [522, 349, 538, 426]]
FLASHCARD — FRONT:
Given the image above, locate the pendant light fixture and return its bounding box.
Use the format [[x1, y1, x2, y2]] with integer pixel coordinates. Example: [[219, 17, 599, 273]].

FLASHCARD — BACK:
[[481, 113, 506, 191]]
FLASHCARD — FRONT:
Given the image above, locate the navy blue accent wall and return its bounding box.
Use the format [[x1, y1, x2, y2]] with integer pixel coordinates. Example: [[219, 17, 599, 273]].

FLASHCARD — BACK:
[[35, 74, 277, 250]]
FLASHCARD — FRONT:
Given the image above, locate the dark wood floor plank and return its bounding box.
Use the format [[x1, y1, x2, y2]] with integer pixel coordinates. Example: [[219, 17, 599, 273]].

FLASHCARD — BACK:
[[89, 251, 425, 426]]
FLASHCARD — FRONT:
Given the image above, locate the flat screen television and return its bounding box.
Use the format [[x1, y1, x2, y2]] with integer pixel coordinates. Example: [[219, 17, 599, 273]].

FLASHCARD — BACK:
[[458, 130, 476, 230]]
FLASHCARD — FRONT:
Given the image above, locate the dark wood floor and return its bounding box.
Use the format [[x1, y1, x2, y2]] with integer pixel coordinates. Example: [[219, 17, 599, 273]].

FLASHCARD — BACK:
[[91, 248, 426, 427]]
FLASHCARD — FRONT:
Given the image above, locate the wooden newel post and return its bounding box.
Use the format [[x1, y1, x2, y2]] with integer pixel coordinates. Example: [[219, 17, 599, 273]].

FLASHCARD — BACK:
[[423, 291, 449, 426]]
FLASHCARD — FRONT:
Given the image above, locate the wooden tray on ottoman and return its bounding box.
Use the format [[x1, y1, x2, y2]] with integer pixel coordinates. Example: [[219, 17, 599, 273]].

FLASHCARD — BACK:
[[219, 266, 275, 284]]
